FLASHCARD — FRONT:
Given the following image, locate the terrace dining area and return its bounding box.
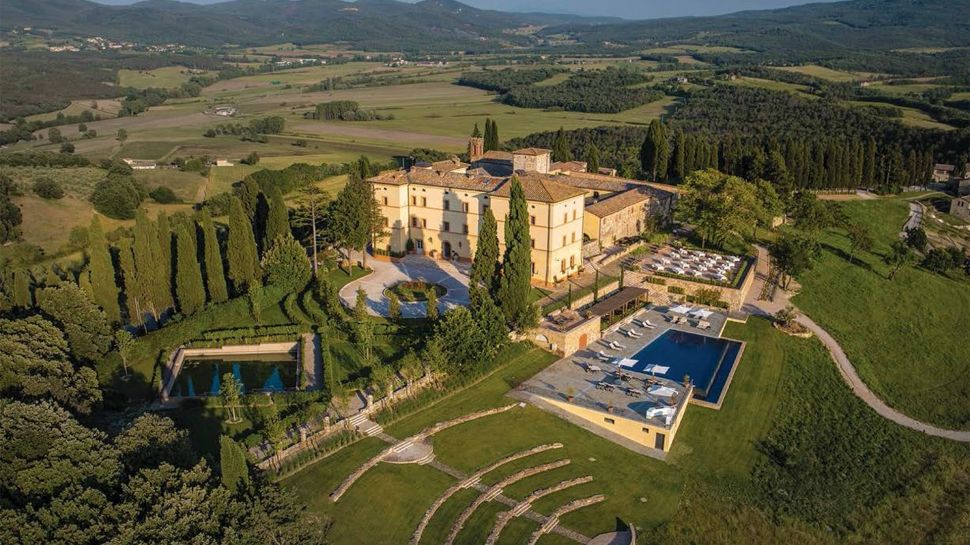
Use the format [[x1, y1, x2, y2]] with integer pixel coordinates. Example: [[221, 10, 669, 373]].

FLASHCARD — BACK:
[[646, 246, 743, 284]]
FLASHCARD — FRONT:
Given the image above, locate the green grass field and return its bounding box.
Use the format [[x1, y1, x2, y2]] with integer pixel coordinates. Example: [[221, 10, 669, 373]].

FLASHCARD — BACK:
[[843, 100, 956, 131], [777, 64, 865, 82], [793, 197, 970, 430], [279, 314, 969, 544]]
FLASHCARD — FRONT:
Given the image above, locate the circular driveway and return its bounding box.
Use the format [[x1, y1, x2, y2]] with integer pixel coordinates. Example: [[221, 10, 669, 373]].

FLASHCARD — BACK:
[[339, 255, 471, 318]]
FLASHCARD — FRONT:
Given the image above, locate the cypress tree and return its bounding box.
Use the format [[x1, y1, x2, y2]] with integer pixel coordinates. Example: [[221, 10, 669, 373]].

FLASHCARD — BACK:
[[175, 222, 206, 315], [227, 196, 259, 292], [87, 217, 121, 323], [483, 119, 493, 151], [673, 128, 686, 179], [471, 123, 481, 138], [470, 207, 500, 293], [219, 435, 250, 492], [496, 177, 536, 331], [237, 177, 261, 220], [586, 145, 601, 174], [117, 238, 144, 325], [263, 185, 290, 252], [640, 119, 669, 181], [490, 119, 499, 150], [133, 209, 163, 319], [156, 211, 174, 310], [552, 127, 571, 162], [198, 209, 228, 304]]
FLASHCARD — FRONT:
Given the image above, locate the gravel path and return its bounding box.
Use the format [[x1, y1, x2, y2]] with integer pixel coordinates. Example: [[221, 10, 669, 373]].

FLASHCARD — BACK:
[[339, 253, 470, 317]]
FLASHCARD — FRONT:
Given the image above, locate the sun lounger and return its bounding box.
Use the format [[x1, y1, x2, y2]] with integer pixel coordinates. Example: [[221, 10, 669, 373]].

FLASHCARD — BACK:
[[609, 340, 626, 350], [697, 320, 711, 330], [596, 351, 612, 362], [623, 328, 642, 338], [633, 319, 655, 329]]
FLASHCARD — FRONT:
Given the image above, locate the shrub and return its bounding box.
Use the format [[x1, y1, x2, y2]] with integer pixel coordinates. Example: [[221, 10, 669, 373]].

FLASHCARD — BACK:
[[262, 236, 312, 293], [89, 176, 144, 219], [668, 286, 685, 295], [32, 177, 64, 199], [149, 186, 179, 204]]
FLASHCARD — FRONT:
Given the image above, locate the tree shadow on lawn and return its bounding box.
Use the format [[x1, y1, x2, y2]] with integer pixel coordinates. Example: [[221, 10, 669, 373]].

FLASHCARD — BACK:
[[820, 241, 876, 274]]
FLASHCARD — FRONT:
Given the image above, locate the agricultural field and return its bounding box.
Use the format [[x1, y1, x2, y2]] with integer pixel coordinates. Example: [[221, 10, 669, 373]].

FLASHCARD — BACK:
[[865, 80, 949, 96], [117, 66, 212, 89], [843, 100, 956, 130], [721, 76, 815, 96], [776, 64, 870, 82]]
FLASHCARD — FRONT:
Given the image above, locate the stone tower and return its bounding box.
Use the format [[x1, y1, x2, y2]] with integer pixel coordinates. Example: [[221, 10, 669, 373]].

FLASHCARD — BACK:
[[468, 137, 484, 162]]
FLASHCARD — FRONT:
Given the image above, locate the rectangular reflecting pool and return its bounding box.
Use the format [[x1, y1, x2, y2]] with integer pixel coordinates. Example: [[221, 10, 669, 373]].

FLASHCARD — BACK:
[[625, 329, 743, 406], [168, 353, 298, 398]]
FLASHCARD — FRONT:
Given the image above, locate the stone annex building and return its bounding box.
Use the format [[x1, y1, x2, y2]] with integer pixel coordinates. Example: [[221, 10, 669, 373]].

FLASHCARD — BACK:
[[369, 138, 678, 286]]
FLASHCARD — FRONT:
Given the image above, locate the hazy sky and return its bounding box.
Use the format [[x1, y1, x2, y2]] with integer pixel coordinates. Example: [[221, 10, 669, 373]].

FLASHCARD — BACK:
[[91, 0, 832, 20]]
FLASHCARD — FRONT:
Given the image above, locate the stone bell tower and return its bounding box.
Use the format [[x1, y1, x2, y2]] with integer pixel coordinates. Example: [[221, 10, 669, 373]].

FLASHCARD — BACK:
[[468, 137, 484, 162]]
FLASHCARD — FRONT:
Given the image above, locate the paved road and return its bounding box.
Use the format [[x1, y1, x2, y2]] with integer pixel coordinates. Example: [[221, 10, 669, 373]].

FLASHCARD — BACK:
[[902, 201, 923, 234], [339, 254, 471, 318], [745, 245, 970, 442]]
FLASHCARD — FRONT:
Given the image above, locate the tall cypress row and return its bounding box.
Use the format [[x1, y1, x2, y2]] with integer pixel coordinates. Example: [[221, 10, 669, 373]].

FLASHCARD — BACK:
[[552, 127, 571, 162], [133, 209, 163, 319], [263, 185, 290, 252], [227, 196, 259, 292], [117, 238, 143, 325], [156, 211, 174, 310], [86, 216, 121, 323], [673, 128, 686, 179], [198, 209, 228, 304], [490, 119, 499, 151], [483, 119, 494, 151], [175, 222, 206, 315], [497, 177, 535, 331]]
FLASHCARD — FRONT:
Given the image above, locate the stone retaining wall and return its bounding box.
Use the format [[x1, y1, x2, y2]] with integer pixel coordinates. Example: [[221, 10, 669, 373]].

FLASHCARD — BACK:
[[527, 494, 607, 545]]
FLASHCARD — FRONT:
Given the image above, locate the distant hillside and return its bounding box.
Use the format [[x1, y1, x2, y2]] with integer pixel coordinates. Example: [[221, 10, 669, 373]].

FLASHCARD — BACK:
[[1, 0, 615, 50], [544, 0, 970, 71]]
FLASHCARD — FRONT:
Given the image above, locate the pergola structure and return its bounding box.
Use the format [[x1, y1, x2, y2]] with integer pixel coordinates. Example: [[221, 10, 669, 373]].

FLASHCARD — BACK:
[[586, 287, 649, 327]]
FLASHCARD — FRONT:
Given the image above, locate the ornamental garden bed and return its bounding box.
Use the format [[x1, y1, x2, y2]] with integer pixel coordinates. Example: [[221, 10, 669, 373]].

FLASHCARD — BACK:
[[384, 281, 447, 302]]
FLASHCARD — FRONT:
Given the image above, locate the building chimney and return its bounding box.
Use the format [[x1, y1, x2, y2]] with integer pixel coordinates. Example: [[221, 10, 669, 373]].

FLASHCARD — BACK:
[[468, 137, 484, 162]]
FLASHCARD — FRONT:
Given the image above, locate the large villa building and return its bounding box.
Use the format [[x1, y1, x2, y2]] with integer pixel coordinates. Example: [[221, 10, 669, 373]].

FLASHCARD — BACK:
[[369, 139, 678, 285]]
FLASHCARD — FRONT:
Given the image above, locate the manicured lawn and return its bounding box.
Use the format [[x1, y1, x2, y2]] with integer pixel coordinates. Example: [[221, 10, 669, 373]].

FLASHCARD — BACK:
[[792, 197, 970, 430]]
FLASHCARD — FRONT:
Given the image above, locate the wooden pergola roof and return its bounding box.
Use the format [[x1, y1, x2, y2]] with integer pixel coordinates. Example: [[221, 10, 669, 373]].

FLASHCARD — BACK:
[[586, 287, 649, 317]]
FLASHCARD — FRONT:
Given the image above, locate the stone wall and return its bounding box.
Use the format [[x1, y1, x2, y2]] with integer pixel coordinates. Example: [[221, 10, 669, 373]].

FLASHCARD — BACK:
[[533, 315, 602, 356], [641, 257, 756, 311]]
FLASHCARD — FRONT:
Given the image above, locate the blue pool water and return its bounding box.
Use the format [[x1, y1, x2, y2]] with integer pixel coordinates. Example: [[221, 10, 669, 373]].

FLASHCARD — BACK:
[[627, 329, 743, 405], [169, 356, 297, 398]]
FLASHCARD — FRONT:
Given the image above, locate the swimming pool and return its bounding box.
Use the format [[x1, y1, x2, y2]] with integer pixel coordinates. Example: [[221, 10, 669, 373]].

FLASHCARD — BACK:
[[624, 329, 743, 406], [169, 353, 298, 398]]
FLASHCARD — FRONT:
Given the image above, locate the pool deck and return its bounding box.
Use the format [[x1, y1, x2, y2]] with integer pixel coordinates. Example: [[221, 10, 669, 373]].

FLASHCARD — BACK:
[[513, 306, 735, 457]]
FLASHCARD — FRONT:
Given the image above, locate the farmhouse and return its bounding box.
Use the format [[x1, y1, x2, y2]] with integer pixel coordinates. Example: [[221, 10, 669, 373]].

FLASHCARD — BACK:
[[370, 140, 676, 286], [950, 195, 970, 222], [122, 158, 157, 170], [933, 163, 956, 182]]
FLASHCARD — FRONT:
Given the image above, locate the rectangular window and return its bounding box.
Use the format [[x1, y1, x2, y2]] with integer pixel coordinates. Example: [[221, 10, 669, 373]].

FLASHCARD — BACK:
[[530, 215, 536, 225], [563, 213, 568, 223], [571, 232, 576, 243], [572, 210, 577, 220], [604, 418, 615, 425], [530, 238, 535, 248], [562, 235, 567, 246], [421, 197, 427, 207], [463, 224, 469, 234], [422, 218, 427, 228], [570, 255, 575, 268], [444, 200, 450, 211], [416, 240, 423, 250], [462, 202, 469, 213], [382, 197, 388, 206], [531, 262, 536, 274], [411, 217, 418, 227], [443, 221, 450, 232], [411, 196, 417, 206], [561, 260, 566, 273]]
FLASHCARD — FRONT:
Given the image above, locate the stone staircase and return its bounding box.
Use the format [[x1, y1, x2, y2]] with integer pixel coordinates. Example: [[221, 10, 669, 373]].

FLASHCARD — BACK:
[[348, 413, 384, 437]]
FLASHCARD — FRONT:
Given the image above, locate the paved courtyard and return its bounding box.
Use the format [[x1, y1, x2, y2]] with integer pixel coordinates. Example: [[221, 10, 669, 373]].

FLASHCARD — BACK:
[[339, 254, 471, 317]]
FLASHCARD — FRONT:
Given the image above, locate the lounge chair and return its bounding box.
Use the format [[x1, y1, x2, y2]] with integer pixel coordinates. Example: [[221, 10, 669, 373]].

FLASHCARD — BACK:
[[644, 319, 659, 328], [609, 340, 627, 350], [596, 351, 612, 362], [697, 320, 711, 330], [623, 328, 642, 339]]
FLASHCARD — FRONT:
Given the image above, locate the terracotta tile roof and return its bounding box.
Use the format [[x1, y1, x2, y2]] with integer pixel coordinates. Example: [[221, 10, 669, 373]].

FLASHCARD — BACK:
[[585, 188, 653, 218], [554, 171, 642, 193], [369, 169, 501, 192], [491, 173, 586, 203], [550, 161, 588, 173], [429, 158, 468, 172], [512, 147, 551, 156], [480, 150, 513, 161]]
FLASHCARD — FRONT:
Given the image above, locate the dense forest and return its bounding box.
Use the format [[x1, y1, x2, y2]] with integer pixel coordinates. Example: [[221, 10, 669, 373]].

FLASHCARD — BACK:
[[508, 84, 968, 193], [457, 67, 566, 94]]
